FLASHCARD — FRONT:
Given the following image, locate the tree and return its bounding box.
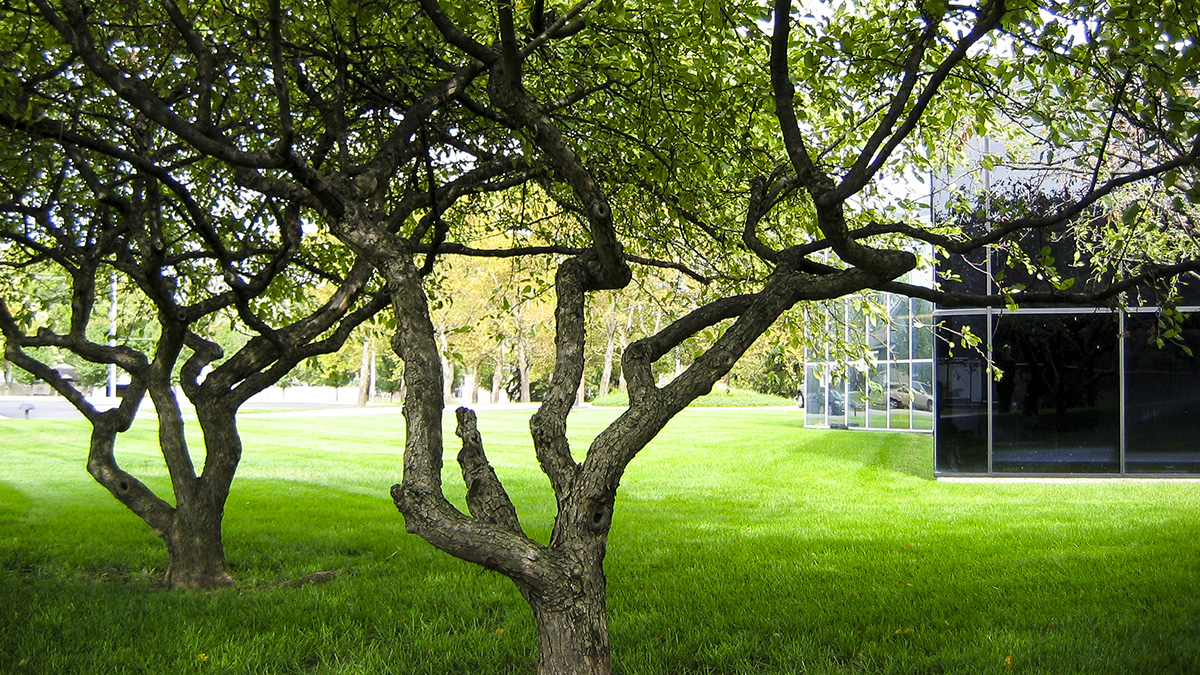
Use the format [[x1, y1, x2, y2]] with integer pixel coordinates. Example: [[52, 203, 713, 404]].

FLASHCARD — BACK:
[[0, 12, 387, 587], [9, 0, 1200, 670]]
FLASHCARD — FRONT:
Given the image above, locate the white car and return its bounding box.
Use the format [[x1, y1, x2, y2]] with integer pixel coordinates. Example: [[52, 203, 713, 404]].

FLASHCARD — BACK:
[[888, 384, 933, 411]]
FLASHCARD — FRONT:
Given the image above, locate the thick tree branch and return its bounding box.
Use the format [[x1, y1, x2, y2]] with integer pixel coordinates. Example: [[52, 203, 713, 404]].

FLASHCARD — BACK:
[[86, 426, 176, 536], [770, 0, 834, 198], [456, 407, 526, 535], [487, 37, 630, 288], [417, 0, 496, 63], [622, 294, 756, 406], [35, 0, 280, 170], [883, 257, 1200, 307], [529, 258, 589, 498], [836, 0, 1008, 201], [743, 176, 782, 263]]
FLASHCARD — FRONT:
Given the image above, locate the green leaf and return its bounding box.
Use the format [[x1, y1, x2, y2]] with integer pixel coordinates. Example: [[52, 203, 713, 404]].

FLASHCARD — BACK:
[[1121, 201, 1142, 225]]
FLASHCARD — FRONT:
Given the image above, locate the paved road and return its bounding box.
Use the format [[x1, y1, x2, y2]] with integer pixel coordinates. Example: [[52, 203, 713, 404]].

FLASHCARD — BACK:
[[0, 396, 115, 420], [0, 396, 542, 420], [0, 396, 370, 420]]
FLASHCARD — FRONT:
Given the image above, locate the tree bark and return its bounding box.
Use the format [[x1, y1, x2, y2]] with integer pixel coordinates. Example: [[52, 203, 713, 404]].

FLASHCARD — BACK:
[[491, 341, 506, 404], [163, 499, 234, 589], [518, 332, 532, 403], [525, 555, 611, 675], [357, 339, 371, 406]]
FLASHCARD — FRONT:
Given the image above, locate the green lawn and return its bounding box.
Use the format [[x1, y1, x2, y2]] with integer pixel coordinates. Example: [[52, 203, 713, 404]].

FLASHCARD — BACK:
[[1, 408, 1199, 674]]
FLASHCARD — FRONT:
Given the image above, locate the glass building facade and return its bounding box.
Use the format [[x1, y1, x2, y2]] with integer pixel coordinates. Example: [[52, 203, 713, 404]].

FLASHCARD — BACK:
[[805, 289, 1200, 476], [806, 138, 1200, 476], [933, 213, 1200, 476], [935, 305, 1200, 476], [927, 137, 1200, 477], [804, 293, 936, 432]]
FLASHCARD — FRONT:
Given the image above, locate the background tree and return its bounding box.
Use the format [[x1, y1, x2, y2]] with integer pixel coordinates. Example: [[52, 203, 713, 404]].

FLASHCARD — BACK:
[[0, 11, 388, 587], [9, 0, 1200, 672]]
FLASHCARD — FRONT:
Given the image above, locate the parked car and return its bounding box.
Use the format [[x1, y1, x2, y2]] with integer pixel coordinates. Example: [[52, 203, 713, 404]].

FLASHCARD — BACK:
[[889, 383, 933, 411], [808, 388, 846, 415]]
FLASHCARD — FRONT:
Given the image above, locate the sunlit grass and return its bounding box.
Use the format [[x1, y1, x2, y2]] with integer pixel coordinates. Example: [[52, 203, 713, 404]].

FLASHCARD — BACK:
[[592, 388, 795, 407], [1, 408, 1198, 673]]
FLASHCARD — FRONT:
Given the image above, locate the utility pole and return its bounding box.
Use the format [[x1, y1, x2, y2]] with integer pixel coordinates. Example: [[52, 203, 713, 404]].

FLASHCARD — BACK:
[[107, 272, 117, 397]]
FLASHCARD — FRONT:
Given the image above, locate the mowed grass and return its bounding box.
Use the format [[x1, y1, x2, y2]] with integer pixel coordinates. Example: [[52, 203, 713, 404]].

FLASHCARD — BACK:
[[591, 388, 795, 407], [1, 408, 1199, 674]]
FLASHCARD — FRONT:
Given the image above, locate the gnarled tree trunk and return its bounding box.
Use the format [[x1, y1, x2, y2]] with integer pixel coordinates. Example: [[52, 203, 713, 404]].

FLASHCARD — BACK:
[[323, 4, 924, 671], [163, 500, 234, 589], [525, 553, 611, 675]]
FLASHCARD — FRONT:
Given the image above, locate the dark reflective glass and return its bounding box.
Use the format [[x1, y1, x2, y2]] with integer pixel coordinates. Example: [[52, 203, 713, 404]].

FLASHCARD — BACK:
[[990, 224, 1103, 302], [937, 249, 989, 296], [1125, 313, 1200, 473], [936, 315, 989, 473], [991, 313, 1120, 473], [1126, 277, 1200, 308]]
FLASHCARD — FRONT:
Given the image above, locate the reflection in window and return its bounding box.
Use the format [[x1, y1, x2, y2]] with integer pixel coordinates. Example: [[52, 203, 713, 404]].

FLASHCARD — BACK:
[[912, 362, 934, 431], [936, 315, 989, 473], [867, 366, 888, 429], [990, 314, 1120, 474], [914, 299, 935, 360], [889, 363, 912, 430], [1125, 314, 1200, 473], [848, 368, 866, 428], [889, 296, 912, 360], [805, 364, 827, 428], [805, 292, 936, 433]]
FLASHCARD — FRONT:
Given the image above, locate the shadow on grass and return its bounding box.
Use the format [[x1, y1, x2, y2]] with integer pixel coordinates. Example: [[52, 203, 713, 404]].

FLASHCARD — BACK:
[[0, 480, 32, 526], [788, 428, 934, 481]]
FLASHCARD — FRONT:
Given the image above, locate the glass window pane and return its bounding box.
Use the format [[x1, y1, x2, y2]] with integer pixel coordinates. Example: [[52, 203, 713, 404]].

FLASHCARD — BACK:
[[867, 296, 887, 362], [847, 299, 866, 349], [888, 363, 912, 429], [914, 299, 935, 360], [829, 370, 849, 428], [912, 361, 934, 431], [1125, 313, 1200, 473], [991, 313, 1120, 474], [936, 243, 989, 296], [867, 365, 888, 429], [889, 297, 911, 361], [805, 364, 826, 428], [936, 314, 989, 473], [848, 367, 866, 428]]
